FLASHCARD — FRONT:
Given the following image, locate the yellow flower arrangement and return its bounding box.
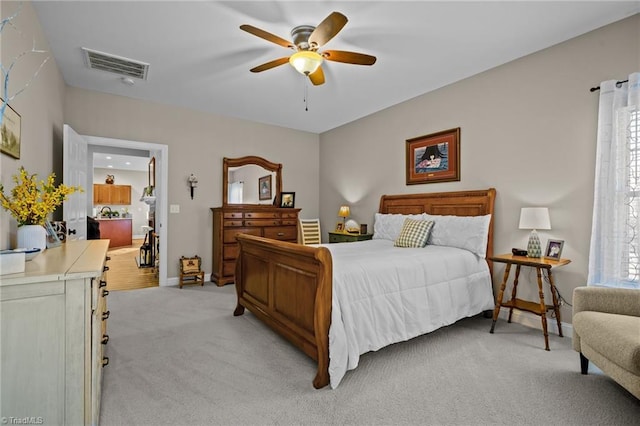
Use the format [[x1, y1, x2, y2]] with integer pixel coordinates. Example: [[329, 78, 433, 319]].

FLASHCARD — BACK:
[[0, 167, 83, 226]]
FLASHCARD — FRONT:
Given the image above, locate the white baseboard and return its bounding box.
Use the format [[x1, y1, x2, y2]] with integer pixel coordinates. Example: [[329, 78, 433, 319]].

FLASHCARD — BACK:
[[497, 308, 573, 338], [163, 271, 212, 287]]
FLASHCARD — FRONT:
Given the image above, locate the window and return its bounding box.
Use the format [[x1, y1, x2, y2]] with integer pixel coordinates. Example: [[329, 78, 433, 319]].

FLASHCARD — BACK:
[[624, 109, 639, 283]]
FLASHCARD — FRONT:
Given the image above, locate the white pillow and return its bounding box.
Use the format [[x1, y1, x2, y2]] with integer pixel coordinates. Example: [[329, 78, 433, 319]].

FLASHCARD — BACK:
[[373, 213, 427, 241], [424, 214, 492, 258]]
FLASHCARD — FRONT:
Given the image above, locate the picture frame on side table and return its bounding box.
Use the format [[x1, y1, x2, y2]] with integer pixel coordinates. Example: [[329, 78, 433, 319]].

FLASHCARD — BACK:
[[335, 222, 344, 232], [406, 127, 460, 185], [280, 192, 295, 208], [1, 99, 21, 159], [545, 239, 564, 260]]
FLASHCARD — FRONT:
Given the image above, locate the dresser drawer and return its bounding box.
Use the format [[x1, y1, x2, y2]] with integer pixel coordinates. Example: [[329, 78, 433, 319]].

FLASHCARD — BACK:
[[264, 226, 297, 240], [245, 219, 281, 227], [223, 261, 236, 276], [223, 228, 262, 243], [281, 212, 298, 219], [245, 212, 279, 219], [223, 244, 239, 260], [282, 219, 297, 226], [223, 212, 243, 219], [223, 220, 243, 227]]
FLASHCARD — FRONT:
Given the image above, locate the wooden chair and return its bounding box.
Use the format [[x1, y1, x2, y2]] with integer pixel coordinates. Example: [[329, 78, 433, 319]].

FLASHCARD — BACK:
[[299, 218, 322, 245], [179, 255, 204, 288]]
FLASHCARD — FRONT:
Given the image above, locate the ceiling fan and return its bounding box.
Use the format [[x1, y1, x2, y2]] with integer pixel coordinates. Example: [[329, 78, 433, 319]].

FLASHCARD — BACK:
[[240, 11, 376, 86]]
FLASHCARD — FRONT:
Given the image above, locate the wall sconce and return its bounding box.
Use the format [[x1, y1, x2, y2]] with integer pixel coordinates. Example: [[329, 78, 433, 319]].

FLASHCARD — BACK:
[[519, 207, 551, 258], [188, 174, 198, 199], [338, 205, 350, 232]]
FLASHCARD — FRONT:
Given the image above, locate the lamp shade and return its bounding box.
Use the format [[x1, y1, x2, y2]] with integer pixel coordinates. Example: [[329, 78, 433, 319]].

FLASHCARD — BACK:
[[518, 207, 551, 230], [289, 51, 323, 75], [338, 206, 350, 218]]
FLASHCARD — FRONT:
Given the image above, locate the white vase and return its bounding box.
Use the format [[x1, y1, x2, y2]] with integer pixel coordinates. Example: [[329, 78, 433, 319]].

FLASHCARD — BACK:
[[17, 225, 47, 251]]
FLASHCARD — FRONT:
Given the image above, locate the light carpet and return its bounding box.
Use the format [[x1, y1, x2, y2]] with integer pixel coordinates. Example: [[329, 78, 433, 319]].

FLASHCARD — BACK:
[[100, 284, 640, 425]]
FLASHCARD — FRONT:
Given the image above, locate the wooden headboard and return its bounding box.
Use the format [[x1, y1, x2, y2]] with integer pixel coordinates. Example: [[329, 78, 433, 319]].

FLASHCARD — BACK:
[[379, 188, 497, 273]]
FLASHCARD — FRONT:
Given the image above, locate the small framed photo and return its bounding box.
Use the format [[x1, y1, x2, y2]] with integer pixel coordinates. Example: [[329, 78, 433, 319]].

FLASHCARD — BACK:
[[280, 192, 295, 208], [335, 222, 344, 232], [545, 239, 564, 260], [259, 175, 272, 200], [45, 221, 62, 248]]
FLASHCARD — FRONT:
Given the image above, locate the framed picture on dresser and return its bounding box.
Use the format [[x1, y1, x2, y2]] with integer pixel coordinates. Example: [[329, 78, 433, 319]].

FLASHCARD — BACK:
[[280, 192, 295, 208]]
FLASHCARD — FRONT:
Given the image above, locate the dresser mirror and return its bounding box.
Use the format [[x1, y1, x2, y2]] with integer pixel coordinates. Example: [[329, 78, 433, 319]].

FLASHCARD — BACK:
[[223, 156, 282, 206]]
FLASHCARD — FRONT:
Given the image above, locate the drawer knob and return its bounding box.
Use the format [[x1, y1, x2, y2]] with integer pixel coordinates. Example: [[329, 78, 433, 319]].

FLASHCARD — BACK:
[[277, 232, 284, 236], [102, 310, 110, 320], [99, 280, 107, 288], [102, 357, 109, 367], [101, 334, 109, 345], [102, 289, 109, 297]]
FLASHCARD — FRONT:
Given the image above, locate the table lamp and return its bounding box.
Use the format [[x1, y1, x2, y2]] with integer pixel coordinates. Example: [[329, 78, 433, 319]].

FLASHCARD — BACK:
[[338, 205, 350, 232], [519, 207, 551, 258]]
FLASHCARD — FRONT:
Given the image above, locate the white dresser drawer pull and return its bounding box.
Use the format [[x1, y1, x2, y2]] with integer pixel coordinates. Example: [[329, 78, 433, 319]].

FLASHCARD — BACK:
[[102, 357, 109, 367], [99, 280, 107, 288], [102, 311, 110, 320], [102, 289, 109, 297], [101, 334, 109, 345], [103, 265, 110, 272]]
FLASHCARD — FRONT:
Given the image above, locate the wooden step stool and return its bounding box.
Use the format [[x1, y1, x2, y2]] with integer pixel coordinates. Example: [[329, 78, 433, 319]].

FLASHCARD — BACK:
[[179, 255, 204, 288]]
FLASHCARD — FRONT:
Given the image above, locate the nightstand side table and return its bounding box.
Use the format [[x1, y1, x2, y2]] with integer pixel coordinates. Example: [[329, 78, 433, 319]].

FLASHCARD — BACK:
[[489, 254, 571, 350], [328, 232, 373, 243]]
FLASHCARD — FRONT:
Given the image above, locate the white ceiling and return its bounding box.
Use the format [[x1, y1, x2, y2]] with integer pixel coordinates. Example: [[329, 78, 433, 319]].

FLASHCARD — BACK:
[[32, 1, 639, 134], [93, 152, 150, 171]]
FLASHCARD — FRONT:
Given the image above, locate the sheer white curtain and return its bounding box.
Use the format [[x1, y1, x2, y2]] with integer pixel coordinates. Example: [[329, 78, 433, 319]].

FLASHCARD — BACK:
[[588, 72, 640, 288]]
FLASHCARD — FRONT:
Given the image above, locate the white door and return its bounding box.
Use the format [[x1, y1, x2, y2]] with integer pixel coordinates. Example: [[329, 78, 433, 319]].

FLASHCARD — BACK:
[[63, 124, 88, 240]]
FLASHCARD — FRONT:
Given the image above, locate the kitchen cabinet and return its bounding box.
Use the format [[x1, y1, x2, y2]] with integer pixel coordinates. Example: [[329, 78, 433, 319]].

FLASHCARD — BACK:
[[93, 184, 131, 205], [97, 218, 132, 248]]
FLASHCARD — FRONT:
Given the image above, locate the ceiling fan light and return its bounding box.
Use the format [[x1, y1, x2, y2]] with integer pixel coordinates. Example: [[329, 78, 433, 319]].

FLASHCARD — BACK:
[[289, 51, 323, 75]]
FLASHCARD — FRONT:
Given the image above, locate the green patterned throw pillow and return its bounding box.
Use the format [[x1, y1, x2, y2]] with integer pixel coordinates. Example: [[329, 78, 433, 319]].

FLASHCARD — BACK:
[[394, 218, 435, 248]]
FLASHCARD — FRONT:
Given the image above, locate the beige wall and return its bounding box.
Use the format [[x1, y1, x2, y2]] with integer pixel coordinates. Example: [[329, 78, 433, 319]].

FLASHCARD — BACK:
[[0, 1, 66, 249], [64, 87, 319, 279], [319, 14, 640, 323]]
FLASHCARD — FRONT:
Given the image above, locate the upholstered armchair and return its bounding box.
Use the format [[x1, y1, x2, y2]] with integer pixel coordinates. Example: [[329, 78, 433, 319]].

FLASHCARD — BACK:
[[572, 286, 640, 399]]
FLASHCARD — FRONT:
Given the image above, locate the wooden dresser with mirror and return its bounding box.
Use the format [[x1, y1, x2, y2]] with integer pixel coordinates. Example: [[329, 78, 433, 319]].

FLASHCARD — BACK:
[[211, 156, 300, 286]]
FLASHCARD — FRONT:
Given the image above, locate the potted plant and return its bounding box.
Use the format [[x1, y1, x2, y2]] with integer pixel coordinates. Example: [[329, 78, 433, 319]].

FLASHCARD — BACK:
[[0, 167, 82, 250]]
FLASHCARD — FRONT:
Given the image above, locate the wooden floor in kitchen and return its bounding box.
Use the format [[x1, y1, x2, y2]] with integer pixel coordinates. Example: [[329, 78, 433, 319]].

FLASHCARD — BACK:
[[106, 238, 158, 291]]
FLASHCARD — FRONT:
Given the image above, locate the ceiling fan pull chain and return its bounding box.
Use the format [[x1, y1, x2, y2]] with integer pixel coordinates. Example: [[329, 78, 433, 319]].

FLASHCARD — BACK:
[[304, 78, 309, 112]]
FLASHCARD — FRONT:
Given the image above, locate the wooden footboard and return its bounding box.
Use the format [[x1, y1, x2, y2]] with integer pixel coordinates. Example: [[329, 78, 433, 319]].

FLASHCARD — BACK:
[[233, 234, 333, 388]]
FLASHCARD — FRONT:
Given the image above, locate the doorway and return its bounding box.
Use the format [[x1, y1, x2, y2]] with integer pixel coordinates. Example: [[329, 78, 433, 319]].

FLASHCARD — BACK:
[[87, 135, 168, 287], [63, 125, 169, 286]]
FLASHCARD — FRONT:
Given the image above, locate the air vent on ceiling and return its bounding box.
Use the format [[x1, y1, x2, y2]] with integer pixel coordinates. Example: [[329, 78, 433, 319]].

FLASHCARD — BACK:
[[81, 47, 149, 80]]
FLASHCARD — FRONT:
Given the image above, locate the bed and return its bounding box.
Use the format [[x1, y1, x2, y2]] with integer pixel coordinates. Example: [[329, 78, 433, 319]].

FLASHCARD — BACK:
[[233, 188, 496, 389]]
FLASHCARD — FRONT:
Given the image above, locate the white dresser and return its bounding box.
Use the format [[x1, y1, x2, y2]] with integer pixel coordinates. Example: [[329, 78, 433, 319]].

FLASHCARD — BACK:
[[0, 240, 111, 425]]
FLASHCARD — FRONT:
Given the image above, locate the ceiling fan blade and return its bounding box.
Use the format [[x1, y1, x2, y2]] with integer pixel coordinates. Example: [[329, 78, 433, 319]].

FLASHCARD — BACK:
[[308, 12, 348, 49], [249, 57, 290, 73], [240, 24, 294, 49], [322, 50, 376, 66], [308, 66, 325, 86]]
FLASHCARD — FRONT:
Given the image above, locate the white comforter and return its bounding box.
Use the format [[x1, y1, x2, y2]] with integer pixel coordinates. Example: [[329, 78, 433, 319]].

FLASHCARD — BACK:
[[325, 239, 494, 388]]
